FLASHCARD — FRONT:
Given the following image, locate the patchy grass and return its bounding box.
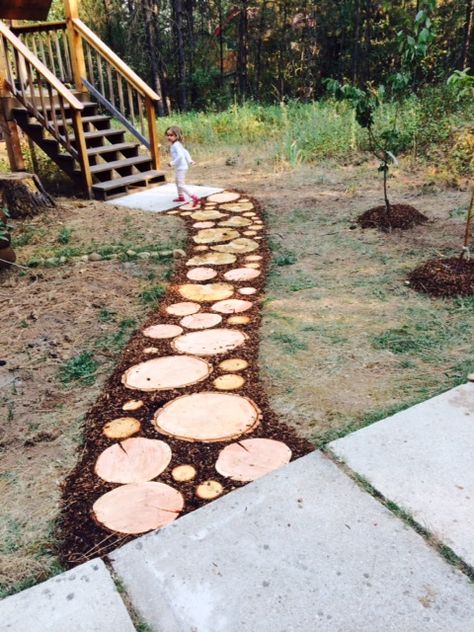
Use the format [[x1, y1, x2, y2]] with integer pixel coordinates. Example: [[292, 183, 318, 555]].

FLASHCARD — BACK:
[[58, 351, 98, 386]]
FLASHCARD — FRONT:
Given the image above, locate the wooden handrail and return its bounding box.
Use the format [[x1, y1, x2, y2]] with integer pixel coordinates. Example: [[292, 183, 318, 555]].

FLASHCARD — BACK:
[[0, 22, 83, 110], [72, 18, 160, 102], [11, 21, 67, 34]]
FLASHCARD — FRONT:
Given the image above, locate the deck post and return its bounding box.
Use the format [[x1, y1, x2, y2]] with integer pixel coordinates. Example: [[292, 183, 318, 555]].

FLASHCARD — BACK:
[[0, 37, 25, 171], [145, 97, 160, 170], [63, 0, 87, 92]]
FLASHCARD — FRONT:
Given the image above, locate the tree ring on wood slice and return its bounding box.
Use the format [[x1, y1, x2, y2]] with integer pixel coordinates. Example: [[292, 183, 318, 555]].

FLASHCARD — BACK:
[[186, 252, 237, 266], [186, 267, 217, 281], [166, 301, 201, 316], [239, 287, 257, 295], [143, 347, 159, 354], [220, 202, 254, 213], [191, 210, 227, 221], [228, 315, 251, 325], [103, 417, 141, 440], [122, 399, 144, 411], [193, 221, 215, 228], [212, 299, 253, 314], [193, 227, 240, 244], [171, 328, 247, 355], [211, 238, 259, 254], [207, 191, 240, 203], [92, 482, 183, 535], [213, 373, 245, 390], [244, 263, 260, 269], [218, 216, 252, 228], [196, 480, 223, 499], [143, 324, 183, 339], [219, 358, 248, 372], [215, 438, 292, 482], [193, 245, 210, 252], [245, 254, 263, 261], [178, 282, 234, 302], [180, 312, 223, 329], [122, 355, 212, 391], [172, 464, 197, 482], [224, 267, 261, 282], [95, 437, 172, 483], [153, 392, 261, 442]]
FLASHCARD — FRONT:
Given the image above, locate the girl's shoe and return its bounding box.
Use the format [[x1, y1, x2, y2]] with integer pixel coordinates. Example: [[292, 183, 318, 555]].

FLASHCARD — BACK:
[[191, 195, 200, 207], [173, 196, 186, 202]]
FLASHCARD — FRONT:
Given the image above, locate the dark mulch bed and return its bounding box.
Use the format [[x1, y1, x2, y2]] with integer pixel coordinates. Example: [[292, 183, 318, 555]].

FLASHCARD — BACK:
[[358, 204, 429, 231], [408, 256, 474, 297]]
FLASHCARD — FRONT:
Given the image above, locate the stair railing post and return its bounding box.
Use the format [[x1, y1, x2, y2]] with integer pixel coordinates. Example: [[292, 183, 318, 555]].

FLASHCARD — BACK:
[[145, 96, 160, 170], [71, 108, 92, 197], [0, 34, 25, 171], [63, 0, 87, 93]]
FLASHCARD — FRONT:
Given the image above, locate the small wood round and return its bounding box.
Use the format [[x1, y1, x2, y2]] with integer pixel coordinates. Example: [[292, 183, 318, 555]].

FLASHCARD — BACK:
[[196, 480, 223, 500], [186, 267, 218, 281], [207, 191, 240, 203], [193, 228, 240, 244], [239, 287, 257, 295], [191, 210, 227, 221], [213, 374, 245, 390], [186, 252, 237, 266], [143, 324, 183, 339], [171, 328, 247, 356], [95, 437, 172, 483], [242, 212, 256, 217], [243, 231, 257, 236], [153, 392, 261, 442], [218, 216, 252, 227], [167, 210, 179, 215], [215, 438, 292, 482], [211, 299, 253, 314], [122, 399, 144, 411], [143, 347, 159, 354], [92, 482, 183, 535], [227, 315, 251, 325], [211, 238, 259, 254], [172, 464, 197, 482], [194, 245, 209, 251], [219, 358, 248, 372], [250, 225, 264, 231], [180, 211, 193, 216], [245, 255, 263, 261], [193, 221, 215, 228], [122, 355, 212, 391], [220, 202, 254, 212], [178, 283, 234, 302], [166, 302, 201, 316], [103, 417, 141, 440], [224, 268, 261, 282], [244, 263, 261, 269], [180, 312, 223, 329]]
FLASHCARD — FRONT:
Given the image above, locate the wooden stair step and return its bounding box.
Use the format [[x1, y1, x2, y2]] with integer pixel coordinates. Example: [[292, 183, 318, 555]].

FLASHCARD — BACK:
[[86, 142, 140, 157], [90, 156, 152, 174], [83, 129, 124, 141], [92, 170, 165, 192]]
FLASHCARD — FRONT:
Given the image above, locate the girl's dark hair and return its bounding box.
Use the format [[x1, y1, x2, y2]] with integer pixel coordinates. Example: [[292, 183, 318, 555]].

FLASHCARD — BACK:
[[165, 126, 183, 141]]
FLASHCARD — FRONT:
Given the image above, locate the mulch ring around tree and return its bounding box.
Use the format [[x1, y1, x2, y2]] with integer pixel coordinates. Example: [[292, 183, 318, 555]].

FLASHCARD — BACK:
[[408, 257, 474, 297], [57, 190, 314, 567], [358, 204, 429, 231]]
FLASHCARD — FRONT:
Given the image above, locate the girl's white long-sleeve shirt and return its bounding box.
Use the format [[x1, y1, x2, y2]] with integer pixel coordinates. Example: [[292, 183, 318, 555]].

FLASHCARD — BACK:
[[170, 141, 193, 170]]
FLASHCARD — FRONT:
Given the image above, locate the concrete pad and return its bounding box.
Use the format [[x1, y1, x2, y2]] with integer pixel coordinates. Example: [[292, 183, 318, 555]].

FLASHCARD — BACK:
[[0, 559, 136, 632], [110, 452, 474, 632], [330, 383, 474, 567], [109, 183, 223, 213]]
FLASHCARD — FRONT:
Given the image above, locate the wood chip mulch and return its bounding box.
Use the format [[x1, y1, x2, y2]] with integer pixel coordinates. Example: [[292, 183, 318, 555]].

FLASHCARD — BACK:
[[358, 204, 429, 231], [408, 257, 474, 297]]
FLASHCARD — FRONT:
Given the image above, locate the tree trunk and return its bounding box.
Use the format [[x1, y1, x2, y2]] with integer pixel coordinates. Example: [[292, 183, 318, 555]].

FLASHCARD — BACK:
[[0, 172, 55, 219], [143, 0, 165, 116], [460, 0, 474, 69], [237, 0, 249, 100], [172, 0, 187, 111], [352, 0, 361, 83]]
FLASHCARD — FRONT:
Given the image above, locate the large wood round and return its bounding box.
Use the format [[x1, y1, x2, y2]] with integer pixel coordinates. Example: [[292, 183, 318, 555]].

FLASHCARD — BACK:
[[92, 482, 183, 535], [122, 355, 212, 391], [103, 417, 141, 440], [178, 283, 234, 302], [193, 228, 240, 244], [186, 252, 237, 266], [186, 267, 217, 281], [218, 216, 252, 227], [180, 312, 223, 329], [143, 324, 183, 339], [211, 238, 259, 254], [219, 202, 255, 213], [95, 437, 172, 483], [153, 392, 261, 442], [215, 438, 292, 482], [191, 210, 227, 221], [166, 302, 201, 316], [224, 268, 261, 282], [207, 191, 240, 203], [171, 328, 247, 355], [211, 299, 253, 314]]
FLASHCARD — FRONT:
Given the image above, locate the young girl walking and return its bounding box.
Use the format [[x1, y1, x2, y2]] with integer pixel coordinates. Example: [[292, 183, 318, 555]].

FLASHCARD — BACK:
[[165, 126, 199, 207]]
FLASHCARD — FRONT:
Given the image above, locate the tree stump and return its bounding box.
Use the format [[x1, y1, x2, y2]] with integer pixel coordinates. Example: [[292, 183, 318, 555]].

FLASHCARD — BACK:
[[0, 172, 54, 219]]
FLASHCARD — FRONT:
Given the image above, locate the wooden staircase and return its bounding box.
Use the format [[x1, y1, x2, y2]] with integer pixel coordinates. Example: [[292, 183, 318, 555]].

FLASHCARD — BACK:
[[0, 10, 165, 201]]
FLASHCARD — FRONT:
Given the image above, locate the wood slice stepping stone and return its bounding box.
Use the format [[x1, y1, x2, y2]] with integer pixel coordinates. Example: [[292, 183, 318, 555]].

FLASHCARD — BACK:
[[143, 347, 159, 354], [95, 437, 172, 484], [215, 438, 292, 482], [211, 238, 259, 254], [218, 216, 252, 227], [180, 312, 223, 329], [143, 324, 183, 339], [186, 252, 237, 266], [178, 282, 234, 302], [122, 400, 144, 411], [181, 211, 193, 216], [166, 302, 201, 316], [251, 225, 264, 231], [103, 417, 141, 440], [239, 287, 257, 295], [242, 212, 256, 217], [228, 315, 251, 325], [243, 231, 257, 236], [171, 328, 247, 355], [179, 202, 200, 210], [207, 191, 240, 203], [153, 392, 261, 442], [191, 210, 227, 221], [213, 374, 245, 390], [244, 263, 260, 269], [220, 202, 254, 212], [193, 228, 240, 244], [219, 358, 248, 372], [193, 221, 215, 228], [196, 480, 223, 499], [193, 245, 209, 251], [186, 267, 217, 281], [246, 255, 263, 261], [92, 482, 183, 535], [224, 268, 261, 282], [172, 464, 197, 482], [122, 355, 212, 391], [212, 299, 253, 314]]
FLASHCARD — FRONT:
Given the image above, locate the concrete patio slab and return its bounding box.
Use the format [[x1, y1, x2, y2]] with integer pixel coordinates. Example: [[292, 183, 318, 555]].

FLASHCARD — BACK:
[[110, 452, 474, 632], [0, 559, 136, 632], [109, 183, 223, 213], [330, 383, 474, 567]]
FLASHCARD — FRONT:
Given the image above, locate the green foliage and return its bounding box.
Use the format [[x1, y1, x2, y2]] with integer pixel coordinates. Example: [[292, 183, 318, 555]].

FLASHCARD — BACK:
[[57, 227, 73, 245], [58, 352, 98, 386], [447, 69, 474, 101], [140, 284, 166, 305]]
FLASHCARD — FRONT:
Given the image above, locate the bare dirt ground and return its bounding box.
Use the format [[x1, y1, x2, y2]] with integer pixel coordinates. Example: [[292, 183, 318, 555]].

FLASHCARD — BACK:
[[1, 147, 473, 594]]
